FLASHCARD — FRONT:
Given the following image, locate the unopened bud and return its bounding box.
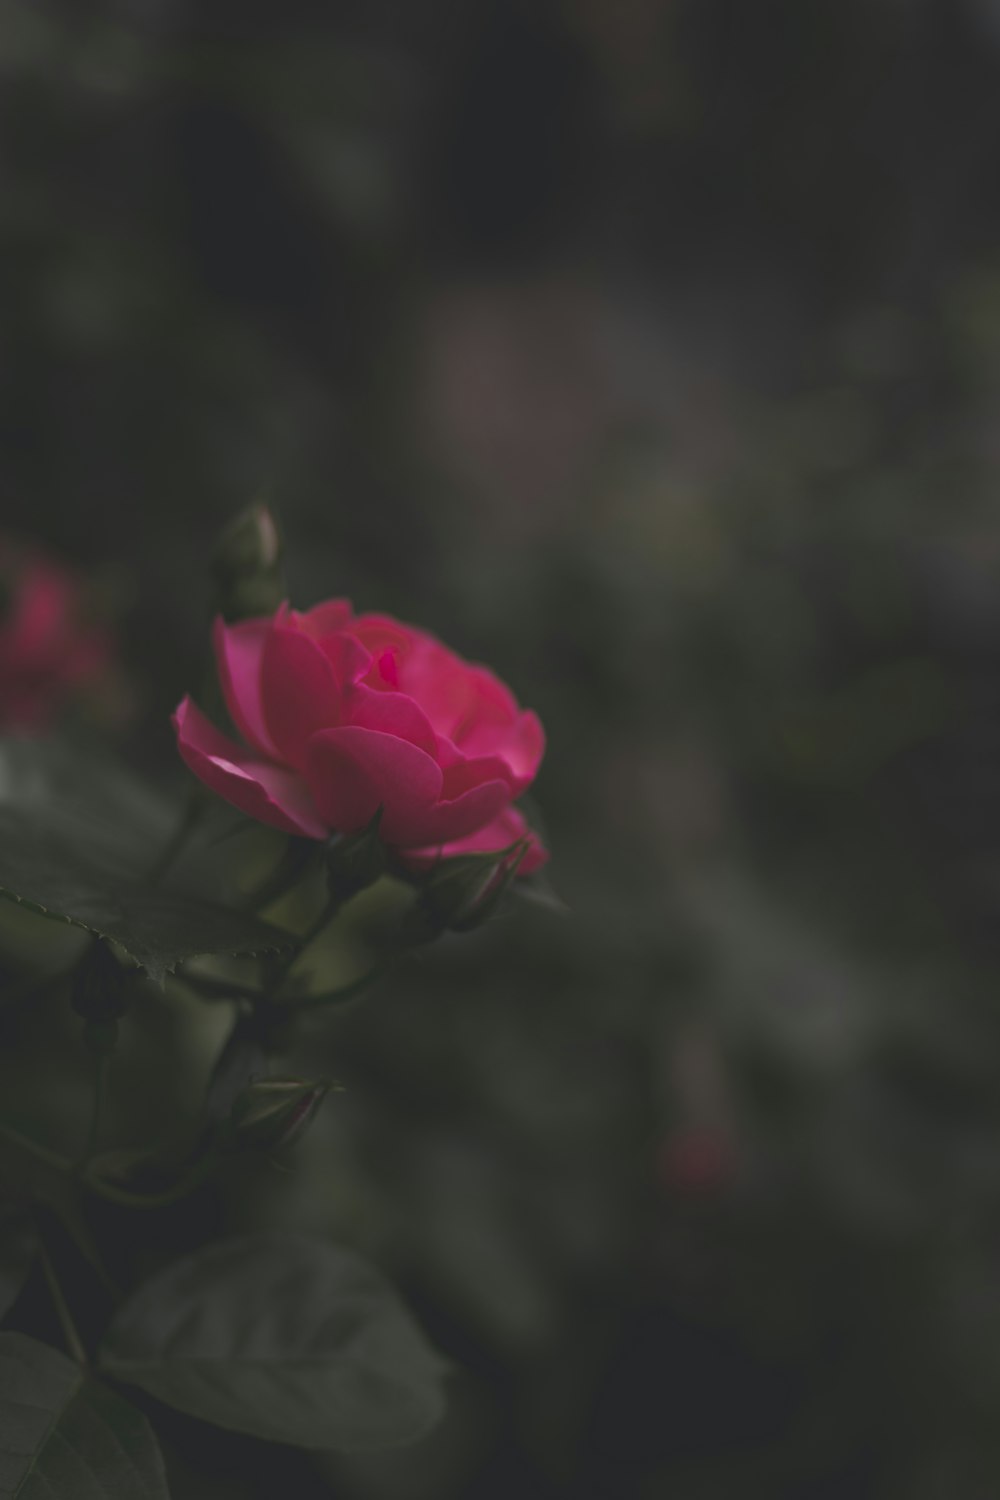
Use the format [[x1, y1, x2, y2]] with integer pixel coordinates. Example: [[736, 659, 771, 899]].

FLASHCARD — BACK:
[[401, 841, 528, 945], [325, 809, 386, 905], [227, 1077, 328, 1152], [450, 842, 528, 932], [212, 504, 285, 621], [71, 939, 130, 1026]]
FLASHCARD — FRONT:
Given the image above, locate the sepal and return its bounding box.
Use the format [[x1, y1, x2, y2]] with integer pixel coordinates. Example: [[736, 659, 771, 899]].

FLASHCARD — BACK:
[[224, 1077, 329, 1152], [324, 808, 386, 905]]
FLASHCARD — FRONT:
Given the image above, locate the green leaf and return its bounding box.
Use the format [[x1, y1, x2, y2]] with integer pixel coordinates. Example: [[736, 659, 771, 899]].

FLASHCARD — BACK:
[[100, 1234, 449, 1452], [0, 1333, 170, 1499], [0, 740, 290, 984]]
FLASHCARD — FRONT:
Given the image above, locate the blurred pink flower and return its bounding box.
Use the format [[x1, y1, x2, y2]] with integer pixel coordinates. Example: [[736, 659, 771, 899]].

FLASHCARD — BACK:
[[0, 540, 117, 732], [657, 1126, 736, 1196]]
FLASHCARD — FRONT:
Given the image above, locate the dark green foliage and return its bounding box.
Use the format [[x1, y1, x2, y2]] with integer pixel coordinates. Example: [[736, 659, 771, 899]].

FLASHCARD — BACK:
[[0, 741, 290, 984], [0, 1334, 169, 1499], [100, 1235, 448, 1451]]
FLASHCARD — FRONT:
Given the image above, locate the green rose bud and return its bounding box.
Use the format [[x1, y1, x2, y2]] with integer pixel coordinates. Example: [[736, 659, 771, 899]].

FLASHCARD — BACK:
[[226, 1077, 328, 1153], [401, 840, 529, 945], [212, 503, 285, 621]]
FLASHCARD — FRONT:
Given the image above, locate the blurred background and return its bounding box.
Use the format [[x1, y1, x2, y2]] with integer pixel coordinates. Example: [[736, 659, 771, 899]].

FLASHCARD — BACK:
[[6, 0, 1000, 1494]]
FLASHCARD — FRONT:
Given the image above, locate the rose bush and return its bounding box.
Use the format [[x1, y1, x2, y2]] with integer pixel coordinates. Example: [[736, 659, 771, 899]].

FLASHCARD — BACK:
[[0, 539, 115, 731], [173, 601, 548, 871]]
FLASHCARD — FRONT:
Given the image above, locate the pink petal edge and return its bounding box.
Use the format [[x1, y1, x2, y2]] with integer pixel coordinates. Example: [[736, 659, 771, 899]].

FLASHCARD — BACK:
[[213, 615, 281, 760], [173, 696, 328, 839]]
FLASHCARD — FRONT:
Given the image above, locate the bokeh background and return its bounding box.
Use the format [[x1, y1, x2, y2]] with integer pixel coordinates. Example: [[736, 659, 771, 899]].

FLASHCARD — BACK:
[[7, 1, 1000, 1495]]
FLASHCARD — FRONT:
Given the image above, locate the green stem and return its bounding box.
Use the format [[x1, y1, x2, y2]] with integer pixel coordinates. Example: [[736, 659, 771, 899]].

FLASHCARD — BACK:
[[83, 1152, 218, 1210], [0, 1120, 74, 1174], [38, 1239, 88, 1367], [78, 1052, 110, 1172], [261, 890, 344, 1000], [148, 787, 204, 886], [239, 837, 319, 914]]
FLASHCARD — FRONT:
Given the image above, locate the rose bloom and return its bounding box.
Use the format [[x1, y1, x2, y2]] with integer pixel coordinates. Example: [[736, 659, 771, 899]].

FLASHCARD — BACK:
[[173, 602, 547, 872], [0, 540, 115, 732]]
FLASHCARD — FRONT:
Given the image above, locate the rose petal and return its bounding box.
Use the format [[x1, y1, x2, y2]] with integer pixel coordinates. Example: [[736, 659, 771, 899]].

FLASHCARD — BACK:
[[443, 755, 515, 799], [374, 649, 399, 688], [453, 706, 545, 794], [455, 665, 519, 740], [260, 621, 343, 767], [418, 775, 512, 846], [495, 710, 546, 792], [402, 805, 549, 874], [351, 613, 415, 662], [173, 696, 328, 838], [296, 599, 353, 638], [304, 725, 443, 844], [434, 735, 465, 769], [315, 630, 372, 685], [213, 616, 281, 759], [343, 683, 439, 756], [287, 602, 370, 683], [402, 637, 476, 737]]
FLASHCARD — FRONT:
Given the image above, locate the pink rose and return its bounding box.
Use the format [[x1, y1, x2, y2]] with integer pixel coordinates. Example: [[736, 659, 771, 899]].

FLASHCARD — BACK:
[[0, 540, 115, 732], [173, 601, 548, 873]]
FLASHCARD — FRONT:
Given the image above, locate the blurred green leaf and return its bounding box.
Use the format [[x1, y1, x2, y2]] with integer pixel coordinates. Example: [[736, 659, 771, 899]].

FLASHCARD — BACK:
[[0, 1332, 170, 1499], [0, 739, 290, 984], [100, 1233, 448, 1452]]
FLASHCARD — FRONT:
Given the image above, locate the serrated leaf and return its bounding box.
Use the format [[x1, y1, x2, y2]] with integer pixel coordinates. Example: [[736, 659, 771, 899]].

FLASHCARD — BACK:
[[100, 1234, 448, 1452], [0, 1333, 170, 1499], [0, 741, 291, 984], [0, 823, 290, 984]]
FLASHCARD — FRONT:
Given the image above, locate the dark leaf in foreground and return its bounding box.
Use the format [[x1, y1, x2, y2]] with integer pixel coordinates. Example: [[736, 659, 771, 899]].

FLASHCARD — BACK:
[[101, 1233, 449, 1451]]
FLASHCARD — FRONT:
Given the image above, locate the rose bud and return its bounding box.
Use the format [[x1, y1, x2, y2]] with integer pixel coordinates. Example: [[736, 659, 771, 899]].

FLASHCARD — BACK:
[[401, 838, 530, 944], [212, 504, 285, 621], [226, 1077, 329, 1152], [0, 538, 117, 732], [172, 601, 548, 875]]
